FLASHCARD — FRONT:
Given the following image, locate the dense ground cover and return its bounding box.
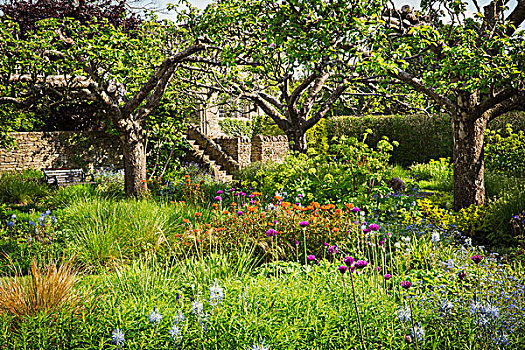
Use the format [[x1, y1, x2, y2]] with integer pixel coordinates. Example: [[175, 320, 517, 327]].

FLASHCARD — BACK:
[[0, 131, 524, 349]]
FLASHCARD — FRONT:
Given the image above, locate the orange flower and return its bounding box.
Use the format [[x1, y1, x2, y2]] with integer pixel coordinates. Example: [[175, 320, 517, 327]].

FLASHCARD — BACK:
[[332, 227, 340, 232], [335, 209, 342, 215], [183, 175, 190, 178], [311, 202, 321, 209], [170, 201, 175, 204], [247, 206, 257, 212], [182, 219, 190, 224], [321, 205, 331, 210], [274, 195, 282, 201], [223, 210, 230, 215], [345, 203, 354, 209], [252, 192, 262, 197], [281, 201, 291, 209], [212, 203, 218, 208], [174, 234, 181, 238], [293, 204, 302, 211], [195, 212, 202, 217], [231, 202, 237, 207], [205, 224, 211, 228]]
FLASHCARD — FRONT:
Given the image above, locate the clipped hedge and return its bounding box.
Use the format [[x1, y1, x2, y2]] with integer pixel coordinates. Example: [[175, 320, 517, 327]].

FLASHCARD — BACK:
[[326, 114, 453, 166]]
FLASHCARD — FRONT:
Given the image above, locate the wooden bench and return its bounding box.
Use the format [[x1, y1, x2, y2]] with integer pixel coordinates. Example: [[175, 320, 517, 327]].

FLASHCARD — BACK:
[[42, 168, 96, 187]]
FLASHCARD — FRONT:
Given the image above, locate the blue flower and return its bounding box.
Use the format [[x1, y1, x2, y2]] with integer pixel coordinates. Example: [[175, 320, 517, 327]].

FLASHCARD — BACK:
[[250, 340, 270, 350], [169, 324, 182, 342], [173, 310, 185, 325], [398, 307, 411, 322], [149, 308, 163, 325], [209, 281, 224, 305], [411, 324, 425, 341], [191, 300, 204, 315], [111, 329, 125, 347]]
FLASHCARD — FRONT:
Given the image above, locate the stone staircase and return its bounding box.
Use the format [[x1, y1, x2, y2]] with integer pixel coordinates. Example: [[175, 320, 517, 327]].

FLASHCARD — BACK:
[[184, 125, 239, 182]]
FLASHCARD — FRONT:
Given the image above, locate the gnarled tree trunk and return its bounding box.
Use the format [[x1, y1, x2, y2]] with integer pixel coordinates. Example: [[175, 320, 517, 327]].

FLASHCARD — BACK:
[[452, 114, 488, 211], [287, 128, 308, 154], [119, 119, 147, 197]]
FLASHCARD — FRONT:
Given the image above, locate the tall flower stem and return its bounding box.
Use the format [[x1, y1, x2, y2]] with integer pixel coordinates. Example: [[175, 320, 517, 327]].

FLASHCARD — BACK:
[[302, 227, 307, 265], [407, 296, 419, 350], [349, 272, 367, 350]]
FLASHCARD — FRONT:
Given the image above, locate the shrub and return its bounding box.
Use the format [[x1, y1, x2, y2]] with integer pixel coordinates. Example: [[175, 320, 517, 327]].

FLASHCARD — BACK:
[[0, 172, 49, 205], [326, 114, 453, 166], [485, 125, 525, 177]]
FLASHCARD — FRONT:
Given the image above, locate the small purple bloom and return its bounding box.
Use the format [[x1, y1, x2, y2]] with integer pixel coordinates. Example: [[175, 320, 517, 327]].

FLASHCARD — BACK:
[[368, 223, 380, 231], [299, 221, 309, 228], [379, 239, 385, 247], [307, 255, 316, 262], [351, 207, 360, 213], [237, 211, 244, 216], [458, 271, 467, 281], [384, 274, 392, 280], [215, 196, 222, 201], [266, 229, 278, 237], [295, 240, 299, 245], [401, 281, 412, 290], [471, 255, 483, 264], [343, 256, 354, 266], [328, 245, 339, 254], [376, 266, 381, 272], [324, 242, 329, 247], [338, 265, 348, 274], [354, 260, 368, 269], [217, 190, 223, 194], [363, 228, 370, 234], [249, 194, 255, 198]]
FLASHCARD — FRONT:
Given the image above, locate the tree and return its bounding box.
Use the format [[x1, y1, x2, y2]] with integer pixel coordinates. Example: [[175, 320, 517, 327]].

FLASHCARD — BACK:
[[0, 15, 209, 196], [186, 0, 393, 153], [365, 0, 525, 210]]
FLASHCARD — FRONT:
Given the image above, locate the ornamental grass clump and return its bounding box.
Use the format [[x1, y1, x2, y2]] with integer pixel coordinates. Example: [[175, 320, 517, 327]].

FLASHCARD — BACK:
[[0, 259, 89, 321]]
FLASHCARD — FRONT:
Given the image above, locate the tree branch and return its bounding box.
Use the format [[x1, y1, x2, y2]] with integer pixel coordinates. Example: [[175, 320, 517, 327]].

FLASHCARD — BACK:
[[304, 83, 348, 130]]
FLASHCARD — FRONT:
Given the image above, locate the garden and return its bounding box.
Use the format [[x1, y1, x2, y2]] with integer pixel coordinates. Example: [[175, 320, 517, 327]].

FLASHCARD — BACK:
[[1, 0, 525, 349], [1, 120, 524, 349]]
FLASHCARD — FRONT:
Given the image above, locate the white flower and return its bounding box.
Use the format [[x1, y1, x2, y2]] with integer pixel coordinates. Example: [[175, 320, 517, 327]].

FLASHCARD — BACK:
[[431, 231, 440, 243], [149, 308, 163, 325], [401, 236, 411, 243], [250, 340, 270, 350], [169, 324, 182, 341], [439, 300, 454, 317], [191, 300, 204, 315], [411, 324, 425, 341], [394, 242, 401, 249], [398, 307, 411, 322], [209, 281, 225, 305], [173, 310, 185, 325], [111, 329, 125, 347]]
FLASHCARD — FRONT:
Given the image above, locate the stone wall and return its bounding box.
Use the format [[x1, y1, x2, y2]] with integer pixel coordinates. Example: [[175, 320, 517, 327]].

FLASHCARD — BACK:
[[0, 131, 123, 172], [214, 136, 252, 167], [251, 135, 289, 163]]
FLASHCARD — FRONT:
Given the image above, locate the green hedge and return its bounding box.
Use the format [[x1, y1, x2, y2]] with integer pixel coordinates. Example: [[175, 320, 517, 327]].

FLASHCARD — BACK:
[[326, 114, 453, 166]]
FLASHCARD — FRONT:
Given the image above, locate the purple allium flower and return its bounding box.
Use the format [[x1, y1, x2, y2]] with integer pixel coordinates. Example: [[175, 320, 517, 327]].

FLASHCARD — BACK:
[[307, 255, 316, 262], [111, 329, 125, 347], [379, 239, 385, 247], [351, 207, 360, 213], [298, 194, 303, 198], [266, 229, 278, 237], [217, 190, 223, 194], [368, 223, 380, 231], [295, 240, 299, 245], [324, 242, 329, 247], [401, 281, 412, 290], [215, 196, 222, 201], [458, 271, 467, 281], [363, 228, 370, 234], [354, 260, 368, 269], [269, 42, 276, 48], [250, 200, 256, 205], [338, 265, 348, 274], [343, 256, 354, 266], [328, 245, 339, 254], [299, 221, 309, 228], [237, 211, 244, 216], [249, 194, 255, 198], [384, 274, 392, 280], [471, 255, 483, 264], [376, 266, 381, 272], [404, 335, 412, 344]]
